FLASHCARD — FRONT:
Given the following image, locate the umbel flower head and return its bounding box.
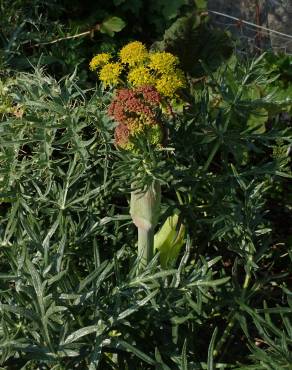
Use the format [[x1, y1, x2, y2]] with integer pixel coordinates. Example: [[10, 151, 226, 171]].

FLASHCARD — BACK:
[[127, 66, 155, 87], [99, 62, 122, 87], [119, 41, 148, 66], [89, 41, 186, 98], [148, 52, 179, 74], [89, 53, 111, 71], [108, 85, 163, 151]]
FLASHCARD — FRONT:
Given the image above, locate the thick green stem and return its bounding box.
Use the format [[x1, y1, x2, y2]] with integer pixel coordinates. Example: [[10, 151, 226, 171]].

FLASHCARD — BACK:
[[130, 180, 161, 271], [138, 227, 154, 269]]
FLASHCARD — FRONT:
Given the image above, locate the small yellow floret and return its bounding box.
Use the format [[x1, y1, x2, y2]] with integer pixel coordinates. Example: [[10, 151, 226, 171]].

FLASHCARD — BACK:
[[148, 124, 163, 146], [127, 117, 145, 135], [120, 41, 148, 66], [89, 53, 111, 71], [125, 118, 162, 150], [99, 63, 122, 87], [155, 71, 185, 97], [149, 52, 179, 74], [127, 66, 155, 87]]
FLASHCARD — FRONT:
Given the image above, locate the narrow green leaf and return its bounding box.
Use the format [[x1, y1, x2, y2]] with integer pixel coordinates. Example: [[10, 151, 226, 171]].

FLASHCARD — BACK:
[[116, 289, 158, 321], [181, 339, 188, 370], [129, 270, 176, 286], [207, 327, 218, 370], [114, 339, 156, 365], [187, 276, 230, 287], [64, 322, 106, 345]]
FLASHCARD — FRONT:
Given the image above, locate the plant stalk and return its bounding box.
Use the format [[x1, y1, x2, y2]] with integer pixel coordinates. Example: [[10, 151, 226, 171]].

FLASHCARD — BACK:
[[130, 180, 161, 271], [138, 227, 154, 269]]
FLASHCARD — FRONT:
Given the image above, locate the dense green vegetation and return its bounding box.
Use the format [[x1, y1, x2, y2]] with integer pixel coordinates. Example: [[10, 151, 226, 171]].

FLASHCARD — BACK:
[[0, 1, 291, 369]]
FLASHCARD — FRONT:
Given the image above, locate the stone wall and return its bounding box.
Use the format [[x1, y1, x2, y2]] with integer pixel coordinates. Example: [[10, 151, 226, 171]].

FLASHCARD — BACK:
[[207, 0, 292, 53]]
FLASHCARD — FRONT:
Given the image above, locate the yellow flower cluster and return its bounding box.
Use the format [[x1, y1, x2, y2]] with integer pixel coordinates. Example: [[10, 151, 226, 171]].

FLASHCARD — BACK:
[[89, 41, 186, 97], [99, 63, 122, 87], [127, 66, 155, 87], [119, 41, 148, 66], [156, 71, 186, 97], [89, 53, 111, 71], [148, 52, 179, 74], [124, 118, 162, 150]]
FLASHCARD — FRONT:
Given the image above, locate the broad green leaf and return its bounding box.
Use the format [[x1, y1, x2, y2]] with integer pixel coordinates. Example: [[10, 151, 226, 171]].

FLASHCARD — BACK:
[[100, 17, 126, 37]]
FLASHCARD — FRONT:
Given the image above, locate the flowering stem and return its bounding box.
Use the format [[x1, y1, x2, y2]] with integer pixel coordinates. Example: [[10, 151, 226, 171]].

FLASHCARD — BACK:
[[138, 227, 154, 269], [130, 181, 161, 271]]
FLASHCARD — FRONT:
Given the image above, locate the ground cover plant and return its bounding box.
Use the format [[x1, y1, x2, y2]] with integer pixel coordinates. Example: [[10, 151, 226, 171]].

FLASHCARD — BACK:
[[0, 2, 292, 369]]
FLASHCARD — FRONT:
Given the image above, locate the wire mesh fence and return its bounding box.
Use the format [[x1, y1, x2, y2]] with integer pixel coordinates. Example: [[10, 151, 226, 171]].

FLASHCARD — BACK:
[[207, 0, 292, 54]]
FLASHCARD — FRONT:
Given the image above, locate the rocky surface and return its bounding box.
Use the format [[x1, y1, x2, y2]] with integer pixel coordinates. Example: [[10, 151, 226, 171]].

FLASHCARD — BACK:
[[208, 0, 292, 53]]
